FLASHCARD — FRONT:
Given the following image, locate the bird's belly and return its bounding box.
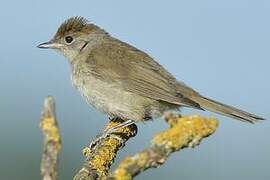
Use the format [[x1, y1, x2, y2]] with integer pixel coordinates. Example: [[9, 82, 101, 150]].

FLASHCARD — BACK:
[[71, 75, 173, 121]]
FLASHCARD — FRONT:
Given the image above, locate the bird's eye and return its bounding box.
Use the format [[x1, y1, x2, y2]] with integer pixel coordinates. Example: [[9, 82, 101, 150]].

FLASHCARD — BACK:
[[65, 36, 73, 44]]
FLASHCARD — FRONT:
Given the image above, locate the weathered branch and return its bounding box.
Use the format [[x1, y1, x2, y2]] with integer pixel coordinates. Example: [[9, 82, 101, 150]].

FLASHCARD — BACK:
[[40, 96, 61, 180], [39, 97, 218, 180], [107, 115, 218, 179], [73, 118, 137, 180]]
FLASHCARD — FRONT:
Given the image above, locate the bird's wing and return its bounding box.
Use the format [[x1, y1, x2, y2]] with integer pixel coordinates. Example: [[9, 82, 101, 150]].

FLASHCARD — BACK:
[[84, 38, 201, 109]]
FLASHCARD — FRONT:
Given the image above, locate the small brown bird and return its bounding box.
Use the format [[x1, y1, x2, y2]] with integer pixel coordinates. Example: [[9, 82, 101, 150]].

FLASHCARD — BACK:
[[38, 17, 264, 133]]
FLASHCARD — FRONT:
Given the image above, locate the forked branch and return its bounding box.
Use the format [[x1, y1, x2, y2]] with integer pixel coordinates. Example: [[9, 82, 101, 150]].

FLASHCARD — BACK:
[[39, 97, 218, 180]]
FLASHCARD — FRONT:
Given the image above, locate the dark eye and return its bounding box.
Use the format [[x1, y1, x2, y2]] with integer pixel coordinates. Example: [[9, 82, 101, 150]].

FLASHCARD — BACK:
[[65, 36, 73, 44]]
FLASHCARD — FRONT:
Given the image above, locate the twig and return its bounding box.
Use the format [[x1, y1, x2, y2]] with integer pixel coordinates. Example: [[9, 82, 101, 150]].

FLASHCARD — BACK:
[[73, 118, 137, 180], [40, 96, 61, 180], [38, 96, 218, 180], [107, 115, 218, 179]]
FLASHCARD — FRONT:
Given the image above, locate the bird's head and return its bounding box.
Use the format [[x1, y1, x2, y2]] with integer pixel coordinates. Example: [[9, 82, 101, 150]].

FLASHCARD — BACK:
[[38, 16, 108, 61]]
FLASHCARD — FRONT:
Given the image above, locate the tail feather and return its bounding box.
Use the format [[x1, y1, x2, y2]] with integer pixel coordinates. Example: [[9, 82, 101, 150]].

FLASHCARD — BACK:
[[191, 95, 264, 123]]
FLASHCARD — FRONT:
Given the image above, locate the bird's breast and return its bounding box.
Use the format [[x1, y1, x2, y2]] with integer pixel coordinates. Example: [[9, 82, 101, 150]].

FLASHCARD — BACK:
[[70, 69, 135, 115], [70, 64, 176, 121]]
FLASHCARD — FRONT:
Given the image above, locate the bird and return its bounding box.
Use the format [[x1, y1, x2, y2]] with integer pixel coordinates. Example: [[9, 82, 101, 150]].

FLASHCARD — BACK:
[[38, 16, 264, 136]]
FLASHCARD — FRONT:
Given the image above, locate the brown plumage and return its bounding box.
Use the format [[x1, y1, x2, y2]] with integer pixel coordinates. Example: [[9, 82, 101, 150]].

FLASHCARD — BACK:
[[38, 16, 264, 124], [54, 17, 102, 39]]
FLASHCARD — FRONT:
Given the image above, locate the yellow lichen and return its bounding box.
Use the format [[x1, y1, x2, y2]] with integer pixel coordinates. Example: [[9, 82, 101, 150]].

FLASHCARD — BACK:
[[113, 168, 132, 180], [106, 120, 136, 137], [82, 147, 92, 157], [112, 157, 134, 180], [134, 152, 148, 168], [75, 119, 137, 179], [40, 117, 61, 151], [118, 157, 134, 169], [90, 137, 121, 175], [152, 115, 218, 150], [110, 115, 218, 179]]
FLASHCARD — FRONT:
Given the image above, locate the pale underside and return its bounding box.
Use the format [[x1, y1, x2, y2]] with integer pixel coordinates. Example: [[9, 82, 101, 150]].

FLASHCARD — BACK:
[[71, 38, 201, 121]]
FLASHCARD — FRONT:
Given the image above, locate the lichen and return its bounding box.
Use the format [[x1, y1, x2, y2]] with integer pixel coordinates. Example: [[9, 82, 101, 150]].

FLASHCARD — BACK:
[[152, 115, 218, 150], [75, 115, 218, 179], [109, 115, 218, 179], [91, 138, 119, 175], [40, 117, 61, 151]]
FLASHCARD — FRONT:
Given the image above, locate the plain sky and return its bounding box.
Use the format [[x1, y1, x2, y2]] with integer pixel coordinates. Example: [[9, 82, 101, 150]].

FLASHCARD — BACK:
[[0, 0, 269, 179]]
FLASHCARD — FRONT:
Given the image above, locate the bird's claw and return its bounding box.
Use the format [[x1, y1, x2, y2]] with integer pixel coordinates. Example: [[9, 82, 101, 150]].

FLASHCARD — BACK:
[[88, 130, 110, 149], [89, 119, 135, 149], [88, 128, 124, 149]]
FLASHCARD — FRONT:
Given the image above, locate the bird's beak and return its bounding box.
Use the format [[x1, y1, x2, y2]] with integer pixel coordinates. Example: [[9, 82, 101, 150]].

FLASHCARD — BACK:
[[37, 40, 64, 49]]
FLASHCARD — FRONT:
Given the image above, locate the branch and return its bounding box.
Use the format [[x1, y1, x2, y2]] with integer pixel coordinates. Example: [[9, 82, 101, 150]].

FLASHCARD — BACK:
[[40, 96, 61, 180], [107, 115, 218, 179], [38, 96, 218, 180], [73, 118, 137, 180]]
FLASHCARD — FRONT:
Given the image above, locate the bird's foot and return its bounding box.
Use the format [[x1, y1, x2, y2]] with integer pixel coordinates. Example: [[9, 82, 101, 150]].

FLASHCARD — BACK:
[[89, 119, 135, 149]]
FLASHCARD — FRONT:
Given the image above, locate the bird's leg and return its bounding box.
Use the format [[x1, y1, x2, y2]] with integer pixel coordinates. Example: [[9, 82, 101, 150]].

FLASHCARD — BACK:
[[105, 119, 135, 133], [89, 119, 135, 149]]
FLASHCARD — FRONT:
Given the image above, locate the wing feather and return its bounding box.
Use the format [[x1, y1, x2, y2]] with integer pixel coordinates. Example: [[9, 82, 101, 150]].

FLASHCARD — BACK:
[[84, 38, 201, 109]]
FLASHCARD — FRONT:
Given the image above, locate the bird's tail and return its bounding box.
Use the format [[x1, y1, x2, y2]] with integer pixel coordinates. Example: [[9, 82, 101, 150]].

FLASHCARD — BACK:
[[191, 95, 264, 123]]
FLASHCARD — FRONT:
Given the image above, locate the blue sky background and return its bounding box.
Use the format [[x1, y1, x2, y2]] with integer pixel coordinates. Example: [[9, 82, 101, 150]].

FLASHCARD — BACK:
[[0, 0, 269, 179]]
